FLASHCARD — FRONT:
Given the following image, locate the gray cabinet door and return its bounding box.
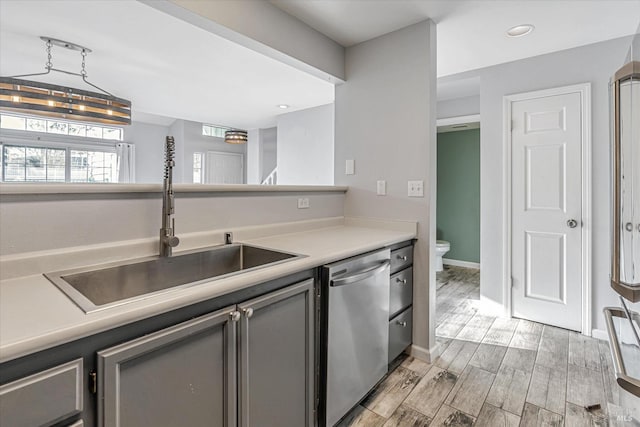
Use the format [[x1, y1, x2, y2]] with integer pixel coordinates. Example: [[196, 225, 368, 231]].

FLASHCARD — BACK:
[[0, 358, 83, 427], [97, 305, 238, 427], [238, 279, 315, 427]]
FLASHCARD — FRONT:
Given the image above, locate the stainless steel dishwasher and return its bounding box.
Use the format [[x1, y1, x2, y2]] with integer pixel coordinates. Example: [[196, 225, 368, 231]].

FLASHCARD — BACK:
[[319, 248, 391, 427]]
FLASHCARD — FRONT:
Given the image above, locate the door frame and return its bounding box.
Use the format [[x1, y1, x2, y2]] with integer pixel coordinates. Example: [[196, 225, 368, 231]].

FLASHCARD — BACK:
[[205, 150, 245, 184], [502, 83, 592, 335]]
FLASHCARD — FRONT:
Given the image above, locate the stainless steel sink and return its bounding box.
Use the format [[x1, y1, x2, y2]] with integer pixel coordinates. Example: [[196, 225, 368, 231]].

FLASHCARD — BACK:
[[44, 244, 304, 313]]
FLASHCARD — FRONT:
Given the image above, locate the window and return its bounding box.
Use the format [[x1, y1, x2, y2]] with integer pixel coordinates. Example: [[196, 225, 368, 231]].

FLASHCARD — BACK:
[[70, 150, 118, 183], [202, 124, 227, 138], [0, 113, 123, 141], [3, 145, 65, 182], [193, 152, 203, 183], [1, 144, 118, 183]]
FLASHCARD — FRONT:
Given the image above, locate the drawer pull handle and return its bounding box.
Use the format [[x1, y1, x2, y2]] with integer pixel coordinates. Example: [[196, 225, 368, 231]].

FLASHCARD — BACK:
[[396, 320, 407, 327], [243, 307, 254, 319], [397, 255, 408, 261], [396, 278, 407, 284], [229, 311, 241, 322]]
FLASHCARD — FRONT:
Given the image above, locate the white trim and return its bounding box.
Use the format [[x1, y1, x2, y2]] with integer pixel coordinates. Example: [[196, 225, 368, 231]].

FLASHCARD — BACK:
[[409, 343, 439, 364], [591, 329, 609, 341], [443, 258, 480, 269], [436, 114, 481, 127], [502, 83, 592, 336]]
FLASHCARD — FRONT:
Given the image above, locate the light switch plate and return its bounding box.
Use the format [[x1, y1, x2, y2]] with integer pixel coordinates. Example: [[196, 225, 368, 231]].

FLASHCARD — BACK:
[[345, 159, 355, 175], [408, 180, 424, 197], [297, 198, 310, 209], [376, 180, 386, 196]]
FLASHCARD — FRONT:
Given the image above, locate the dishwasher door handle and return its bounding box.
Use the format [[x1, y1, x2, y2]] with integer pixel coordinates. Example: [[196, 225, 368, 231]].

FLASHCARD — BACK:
[[330, 260, 390, 287]]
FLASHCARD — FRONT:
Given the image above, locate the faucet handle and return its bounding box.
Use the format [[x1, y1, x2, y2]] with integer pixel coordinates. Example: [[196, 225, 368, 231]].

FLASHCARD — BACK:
[[165, 235, 180, 247]]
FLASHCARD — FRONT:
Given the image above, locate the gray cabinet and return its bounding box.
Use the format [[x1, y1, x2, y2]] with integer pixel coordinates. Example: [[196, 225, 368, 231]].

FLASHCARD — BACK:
[[238, 279, 315, 427], [97, 306, 237, 427], [388, 244, 414, 363], [0, 358, 83, 427], [97, 278, 314, 427]]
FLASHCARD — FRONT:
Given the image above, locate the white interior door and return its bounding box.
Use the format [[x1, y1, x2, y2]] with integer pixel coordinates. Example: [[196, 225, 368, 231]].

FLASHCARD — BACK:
[[205, 151, 244, 184], [511, 91, 583, 331]]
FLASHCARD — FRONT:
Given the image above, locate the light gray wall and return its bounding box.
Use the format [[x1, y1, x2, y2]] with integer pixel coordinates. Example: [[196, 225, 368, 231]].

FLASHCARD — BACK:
[[277, 104, 334, 185], [335, 20, 437, 355], [146, 0, 345, 82], [125, 121, 170, 184], [246, 127, 277, 184], [182, 120, 246, 184], [441, 36, 633, 332], [437, 95, 480, 119], [0, 191, 345, 255], [246, 129, 261, 184], [168, 119, 186, 183], [168, 120, 246, 184], [261, 127, 277, 181]]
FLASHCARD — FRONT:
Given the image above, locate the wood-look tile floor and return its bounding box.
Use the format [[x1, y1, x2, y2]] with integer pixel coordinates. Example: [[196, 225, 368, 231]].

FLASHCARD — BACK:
[[337, 265, 640, 427]]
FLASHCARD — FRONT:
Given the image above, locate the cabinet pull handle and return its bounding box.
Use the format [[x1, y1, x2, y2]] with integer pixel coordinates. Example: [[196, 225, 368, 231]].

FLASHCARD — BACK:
[[229, 311, 241, 322], [243, 307, 254, 319], [396, 278, 407, 284], [396, 320, 407, 327], [397, 255, 408, 261], [89, 370, 97, 395]]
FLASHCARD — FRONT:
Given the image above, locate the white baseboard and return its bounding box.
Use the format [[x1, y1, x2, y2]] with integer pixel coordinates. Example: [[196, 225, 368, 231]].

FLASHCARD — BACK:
[[443, 258, 480, 269], [409, 343, 440, 364], [591, 329, 609, 341]]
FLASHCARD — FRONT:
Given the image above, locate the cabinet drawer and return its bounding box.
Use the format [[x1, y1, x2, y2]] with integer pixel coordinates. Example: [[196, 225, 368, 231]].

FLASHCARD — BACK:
[[389, 267, 413, 318], [388, 307, 413, 363], [0, 358, 83, 427], [391, 246, 413, 274]]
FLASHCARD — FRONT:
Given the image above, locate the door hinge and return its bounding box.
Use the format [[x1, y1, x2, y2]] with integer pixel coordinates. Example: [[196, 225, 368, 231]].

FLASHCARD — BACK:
[[89, 370, 97, 395]]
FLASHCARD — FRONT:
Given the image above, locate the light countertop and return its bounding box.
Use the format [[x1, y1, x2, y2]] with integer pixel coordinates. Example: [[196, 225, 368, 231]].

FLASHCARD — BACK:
[[0, 219, 415, 363]]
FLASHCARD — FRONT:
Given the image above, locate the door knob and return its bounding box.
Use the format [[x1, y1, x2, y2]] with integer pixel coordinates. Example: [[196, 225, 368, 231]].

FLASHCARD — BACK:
[[567, 219, 578, 228]]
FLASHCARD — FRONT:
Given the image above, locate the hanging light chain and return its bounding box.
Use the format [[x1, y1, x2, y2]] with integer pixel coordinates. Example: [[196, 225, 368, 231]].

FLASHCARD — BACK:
[[81, 49, 88, 77], [45, 39, 53, 70]]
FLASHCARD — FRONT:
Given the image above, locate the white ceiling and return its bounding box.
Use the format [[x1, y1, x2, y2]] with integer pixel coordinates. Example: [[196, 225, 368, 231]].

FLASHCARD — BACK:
[[2, 1, 638, 129], [271, 0, 640, 77], [0, 0, 335, 130]]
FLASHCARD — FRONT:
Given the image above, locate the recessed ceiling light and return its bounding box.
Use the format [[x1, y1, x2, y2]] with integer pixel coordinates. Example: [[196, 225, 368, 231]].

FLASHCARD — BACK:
[[278, 104, 289, 109], [506, 24, 535, 38]]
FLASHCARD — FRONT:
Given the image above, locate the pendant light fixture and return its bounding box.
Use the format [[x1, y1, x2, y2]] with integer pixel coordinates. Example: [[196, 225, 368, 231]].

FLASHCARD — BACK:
[[225, 129, 248, 144], [0, 36, 131, 125]]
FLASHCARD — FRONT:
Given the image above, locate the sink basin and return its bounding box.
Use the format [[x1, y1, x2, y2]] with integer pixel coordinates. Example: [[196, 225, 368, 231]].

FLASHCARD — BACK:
[[44, 244, 303, 313]]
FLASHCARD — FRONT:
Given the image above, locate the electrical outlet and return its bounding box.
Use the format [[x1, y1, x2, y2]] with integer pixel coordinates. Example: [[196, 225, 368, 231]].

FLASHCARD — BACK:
[[408, 180, 424, 197], [297, 198, 310, 209], [376, 180, 386, 196]]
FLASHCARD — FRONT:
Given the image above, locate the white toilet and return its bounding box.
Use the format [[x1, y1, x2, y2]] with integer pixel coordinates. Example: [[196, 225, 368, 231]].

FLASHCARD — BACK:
[[435, 240, 451, 272]]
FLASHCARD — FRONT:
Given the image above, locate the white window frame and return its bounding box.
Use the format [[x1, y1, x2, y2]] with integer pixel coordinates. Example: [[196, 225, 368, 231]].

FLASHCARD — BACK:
[[1, 132, 118, 183], [202, 124, 228, 138], [193, 152, 204, 184], [0, 112, 124, 142]]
